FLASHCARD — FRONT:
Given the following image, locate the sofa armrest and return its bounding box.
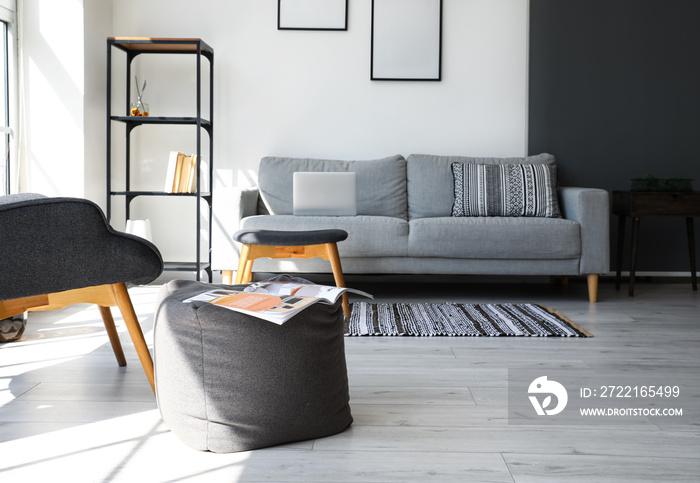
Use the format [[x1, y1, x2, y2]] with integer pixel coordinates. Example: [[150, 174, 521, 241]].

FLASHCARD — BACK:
[[212, 187, 260, 271], [558, 187, 610, 275]]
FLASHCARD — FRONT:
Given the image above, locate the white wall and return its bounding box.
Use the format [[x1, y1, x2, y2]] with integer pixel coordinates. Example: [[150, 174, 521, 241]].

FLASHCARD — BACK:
[[23, 0, 529, 269], [83, 0, 113, 204], [19, 0, 112, 201], [19, 0, 85, 195], [107, 0, 529, 183]]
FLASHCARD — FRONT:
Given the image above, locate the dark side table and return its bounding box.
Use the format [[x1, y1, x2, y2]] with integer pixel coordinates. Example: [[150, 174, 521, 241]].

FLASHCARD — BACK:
[[612, 191, 700, 296]]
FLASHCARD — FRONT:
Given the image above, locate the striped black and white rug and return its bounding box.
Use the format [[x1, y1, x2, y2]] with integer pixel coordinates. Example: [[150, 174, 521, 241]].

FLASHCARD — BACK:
[[345, 302, 591, 337]]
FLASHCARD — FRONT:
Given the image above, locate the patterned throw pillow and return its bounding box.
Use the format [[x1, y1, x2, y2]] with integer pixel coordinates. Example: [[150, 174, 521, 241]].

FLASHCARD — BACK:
[[451, 163, 562, 218]]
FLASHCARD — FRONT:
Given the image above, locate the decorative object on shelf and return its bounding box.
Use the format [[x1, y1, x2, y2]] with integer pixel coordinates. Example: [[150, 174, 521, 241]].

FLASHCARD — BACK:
[[278, 0, 348, 31], [125, 219, 153, 243], [630, 174, 693, 192], [130, 76, 149, 116], [371, 0, 442, 81]]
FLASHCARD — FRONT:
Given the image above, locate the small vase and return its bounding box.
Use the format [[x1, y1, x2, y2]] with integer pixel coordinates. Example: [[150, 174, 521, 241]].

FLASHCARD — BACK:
[[130, 98, 150, 117]]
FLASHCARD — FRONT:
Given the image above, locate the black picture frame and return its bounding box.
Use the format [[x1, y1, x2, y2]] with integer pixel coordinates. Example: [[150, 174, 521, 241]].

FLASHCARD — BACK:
[[371, 0, 442, 81], [278, 0, 349, 31]]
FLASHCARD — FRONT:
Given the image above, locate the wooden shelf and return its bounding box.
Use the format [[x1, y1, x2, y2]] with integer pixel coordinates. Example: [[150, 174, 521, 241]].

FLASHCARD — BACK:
[[108, 37, 214, 58], [110, 191, 212, 198], [110, 116, 212, 131]]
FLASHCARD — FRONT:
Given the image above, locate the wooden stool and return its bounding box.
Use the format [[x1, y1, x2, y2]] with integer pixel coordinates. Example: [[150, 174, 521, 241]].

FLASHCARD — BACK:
[[223, 229, 351, 317]]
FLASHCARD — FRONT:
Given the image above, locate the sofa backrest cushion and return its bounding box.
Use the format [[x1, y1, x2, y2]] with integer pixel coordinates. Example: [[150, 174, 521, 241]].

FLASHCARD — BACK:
[[406, 153, 556, 219], [258, 155, 408, 218], [451, 163, 562, 218]]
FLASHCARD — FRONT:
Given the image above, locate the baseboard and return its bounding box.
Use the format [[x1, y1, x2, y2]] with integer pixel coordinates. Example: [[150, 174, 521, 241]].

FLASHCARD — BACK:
[[606, 271, 695, 278]]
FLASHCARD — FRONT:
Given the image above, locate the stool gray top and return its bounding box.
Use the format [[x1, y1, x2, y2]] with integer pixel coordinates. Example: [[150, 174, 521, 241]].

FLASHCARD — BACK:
[[233, 229, 348, 246]]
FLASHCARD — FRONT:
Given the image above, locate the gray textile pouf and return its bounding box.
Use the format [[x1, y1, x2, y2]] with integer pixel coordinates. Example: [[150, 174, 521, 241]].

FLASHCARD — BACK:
[[153, 280, 353, 453]]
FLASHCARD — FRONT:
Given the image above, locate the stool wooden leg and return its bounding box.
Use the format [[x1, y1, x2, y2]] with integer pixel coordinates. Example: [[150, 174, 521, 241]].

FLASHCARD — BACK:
[[235, 244, 251, 284], [326, 243, 351, 318], [242, 260, 255, 283]]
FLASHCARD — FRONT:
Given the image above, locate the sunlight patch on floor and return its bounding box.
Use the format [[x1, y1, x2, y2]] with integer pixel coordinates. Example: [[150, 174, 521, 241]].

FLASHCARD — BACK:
[[0, 408, 251, 481]]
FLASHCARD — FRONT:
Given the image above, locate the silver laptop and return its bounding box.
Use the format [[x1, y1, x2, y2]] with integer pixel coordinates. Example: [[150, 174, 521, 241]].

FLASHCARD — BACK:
[[293, 172, 357, 216]]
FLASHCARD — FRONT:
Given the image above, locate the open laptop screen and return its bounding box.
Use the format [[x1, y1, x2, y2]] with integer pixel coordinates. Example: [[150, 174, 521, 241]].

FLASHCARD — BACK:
[[292, 172, 357, 216]]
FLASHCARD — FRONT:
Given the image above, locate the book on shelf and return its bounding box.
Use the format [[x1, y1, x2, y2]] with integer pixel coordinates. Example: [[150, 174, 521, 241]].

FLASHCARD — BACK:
[[163, 151, 205, 193], [183, 281, 373, 325], [178, 154, 195, 193], [163, 151, 182, 192]]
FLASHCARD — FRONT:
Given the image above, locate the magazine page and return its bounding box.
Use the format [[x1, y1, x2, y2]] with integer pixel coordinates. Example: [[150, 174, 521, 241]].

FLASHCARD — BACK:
[[183, 284, 372, 325], [184, 289, 320, 325], [244, 281, 373, 304]]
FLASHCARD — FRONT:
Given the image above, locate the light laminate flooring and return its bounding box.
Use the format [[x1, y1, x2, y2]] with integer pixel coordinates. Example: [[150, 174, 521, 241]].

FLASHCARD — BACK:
[[0, 278, 698, 482]]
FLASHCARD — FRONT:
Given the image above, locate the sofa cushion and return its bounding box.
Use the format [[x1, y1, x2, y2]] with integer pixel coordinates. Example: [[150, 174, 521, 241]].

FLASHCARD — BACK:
[[451, 163, 562, 218], [406, 153, 556, 219], [408, 217, 580, 259], [241, 215, 409, 257], [257, 155, 407, 218]]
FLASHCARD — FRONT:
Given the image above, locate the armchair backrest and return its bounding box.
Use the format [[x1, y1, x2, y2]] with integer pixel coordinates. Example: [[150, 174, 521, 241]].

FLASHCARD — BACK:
[[0, 194, 163, 301]]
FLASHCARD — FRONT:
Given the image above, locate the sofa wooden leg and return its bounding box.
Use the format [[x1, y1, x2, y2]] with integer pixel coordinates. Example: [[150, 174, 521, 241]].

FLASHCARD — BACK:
[[222, 270, 233, 285], [587, 274, 599, 303]]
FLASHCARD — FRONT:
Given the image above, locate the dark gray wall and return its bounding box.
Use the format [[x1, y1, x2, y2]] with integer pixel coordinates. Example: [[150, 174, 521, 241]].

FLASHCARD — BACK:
[[529, 0, 700, 272]]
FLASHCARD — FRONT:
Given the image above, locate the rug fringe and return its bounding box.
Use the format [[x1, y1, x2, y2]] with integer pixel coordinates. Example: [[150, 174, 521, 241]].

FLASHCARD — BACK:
[[540, 305, 594, 338]]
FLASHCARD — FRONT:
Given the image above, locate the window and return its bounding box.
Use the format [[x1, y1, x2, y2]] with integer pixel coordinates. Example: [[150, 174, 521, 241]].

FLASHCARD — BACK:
[[0, 0, 15, 196], [0, 20, 10, 195]]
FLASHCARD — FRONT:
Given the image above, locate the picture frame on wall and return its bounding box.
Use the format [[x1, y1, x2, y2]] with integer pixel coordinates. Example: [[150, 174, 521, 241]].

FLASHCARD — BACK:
[[371, 0, 442, 81], [278, 0, 348, 31]]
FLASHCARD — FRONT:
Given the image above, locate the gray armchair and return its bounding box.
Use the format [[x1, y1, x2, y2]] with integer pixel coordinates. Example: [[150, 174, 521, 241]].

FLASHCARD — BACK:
[[0, 193, 163, 392]]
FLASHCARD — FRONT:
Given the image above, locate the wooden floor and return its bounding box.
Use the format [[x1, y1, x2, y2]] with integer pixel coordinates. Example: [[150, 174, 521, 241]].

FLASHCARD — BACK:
[[1, 277, 698, 482]]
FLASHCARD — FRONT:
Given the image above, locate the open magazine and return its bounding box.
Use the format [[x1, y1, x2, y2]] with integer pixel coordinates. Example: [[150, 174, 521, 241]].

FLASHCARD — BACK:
[[183, 281, 373, 325]]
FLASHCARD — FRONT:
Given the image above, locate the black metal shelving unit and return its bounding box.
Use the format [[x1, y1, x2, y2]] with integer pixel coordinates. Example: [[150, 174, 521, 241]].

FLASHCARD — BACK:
[[106, 38, 214, 282]]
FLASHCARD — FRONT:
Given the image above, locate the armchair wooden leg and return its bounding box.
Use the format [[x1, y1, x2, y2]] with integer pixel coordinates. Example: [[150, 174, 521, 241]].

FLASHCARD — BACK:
[[111, 283, 155, 393], [587, 274, 599, 303], [6, 284, 155, 393], [98, 305, 127, 367]]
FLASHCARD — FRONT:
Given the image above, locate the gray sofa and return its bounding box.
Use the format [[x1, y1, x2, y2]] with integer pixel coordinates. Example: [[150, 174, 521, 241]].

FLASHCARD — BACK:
[[215, 154, 609, 302]]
